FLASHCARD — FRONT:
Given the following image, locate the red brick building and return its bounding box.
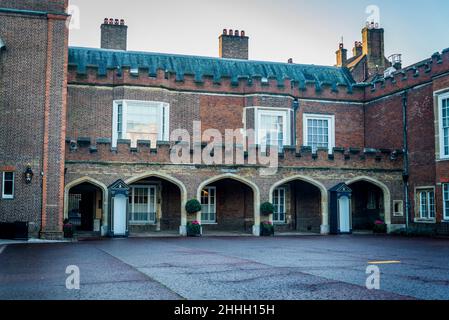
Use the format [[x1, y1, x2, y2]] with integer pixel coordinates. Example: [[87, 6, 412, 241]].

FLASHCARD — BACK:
[[1, 0, 448, 238]]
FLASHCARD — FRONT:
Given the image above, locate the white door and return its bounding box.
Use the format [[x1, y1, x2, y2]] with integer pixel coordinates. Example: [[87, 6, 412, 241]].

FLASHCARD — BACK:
[[113, 194, 127, 236], [339, 196, 351, 233]]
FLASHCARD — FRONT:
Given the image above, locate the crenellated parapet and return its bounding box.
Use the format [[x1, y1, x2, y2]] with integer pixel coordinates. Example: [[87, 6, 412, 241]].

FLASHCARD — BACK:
[[365, 48, 449, 99], [65, 138, 403, 170], [67, 47, 365, 101]]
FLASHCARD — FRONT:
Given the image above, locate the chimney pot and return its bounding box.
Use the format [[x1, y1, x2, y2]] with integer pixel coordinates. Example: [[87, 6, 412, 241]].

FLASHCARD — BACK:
[[223, 29, 227, 35], [235, 30, 239, 36], [109, 18, 114, 24], [288, 58, 293, 64], [104, 18, 109, 24], [114, 19, 119, 25], [241, 30, 245, 37], [229, 29, 233, 36], [120, 19, 125, 25]]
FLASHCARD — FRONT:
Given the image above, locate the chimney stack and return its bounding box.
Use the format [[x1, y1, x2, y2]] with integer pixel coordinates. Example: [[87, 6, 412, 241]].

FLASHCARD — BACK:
[[335, 42, 347, 67], [362, 24, 386, 75], [352, 41, 363, 57], [101, 18, 128, 50], [219, 28, 249, 60]]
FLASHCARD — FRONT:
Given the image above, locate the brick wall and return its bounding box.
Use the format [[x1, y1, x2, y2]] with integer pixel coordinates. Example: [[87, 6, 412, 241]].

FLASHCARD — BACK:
[[0, 2, 68, 238]]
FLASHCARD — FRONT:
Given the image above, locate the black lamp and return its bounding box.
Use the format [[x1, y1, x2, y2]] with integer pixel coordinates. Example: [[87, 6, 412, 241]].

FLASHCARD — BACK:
[[25, 165, 33, 184]]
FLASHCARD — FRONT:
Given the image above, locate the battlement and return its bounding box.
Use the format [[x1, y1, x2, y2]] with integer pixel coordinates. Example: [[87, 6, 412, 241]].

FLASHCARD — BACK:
[[65, 138, 403, 170], [67, 65, 366, 102], [365, 48, 449, 99]]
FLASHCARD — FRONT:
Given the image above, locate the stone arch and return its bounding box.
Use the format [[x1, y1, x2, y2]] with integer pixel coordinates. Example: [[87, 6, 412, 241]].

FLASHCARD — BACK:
[[196, 173, 261, 236], [64, 177, 109, 235], [269, 175, 329, 234], [125, 171, 188, 235], [346, 176, 392, 227]]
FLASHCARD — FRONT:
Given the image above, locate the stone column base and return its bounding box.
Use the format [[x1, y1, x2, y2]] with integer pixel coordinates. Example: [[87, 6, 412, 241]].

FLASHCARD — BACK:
[[320, 225, 330, 235], [252, 225, 260, 236], [40, 230, 64, 240], [179, 225, 187, 236]]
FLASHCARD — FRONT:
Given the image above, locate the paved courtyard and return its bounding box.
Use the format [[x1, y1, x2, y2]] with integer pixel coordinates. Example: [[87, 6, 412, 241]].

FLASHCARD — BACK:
[[1, 235, 448, 300]]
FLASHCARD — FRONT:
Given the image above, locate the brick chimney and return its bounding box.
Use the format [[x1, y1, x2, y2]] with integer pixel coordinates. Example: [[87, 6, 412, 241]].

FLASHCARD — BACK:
[[352, 41, 363, 57], [362, 23, 386, 75], [219, 29, 249, 60], [335, 43, 347, 67], [101, 18, 128, 50]]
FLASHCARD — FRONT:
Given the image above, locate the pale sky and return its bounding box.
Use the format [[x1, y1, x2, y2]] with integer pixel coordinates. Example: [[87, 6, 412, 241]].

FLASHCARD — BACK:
[[68, 0, 449, 67]]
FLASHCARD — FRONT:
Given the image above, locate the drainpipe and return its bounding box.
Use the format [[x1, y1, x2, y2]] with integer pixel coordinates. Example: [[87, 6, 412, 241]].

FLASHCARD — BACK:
[[292, 99, 300, 230], [292, 98, 300, 147], [402, 91, 410, 231]]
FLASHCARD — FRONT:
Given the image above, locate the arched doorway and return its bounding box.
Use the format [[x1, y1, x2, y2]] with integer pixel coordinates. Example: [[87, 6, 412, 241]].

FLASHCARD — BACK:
[[270, 176, 327, 234], [67, 182, 104, 233], [197, 174, 260, 235], [347, 177, 391, 231], [125, 172, 187, 234]]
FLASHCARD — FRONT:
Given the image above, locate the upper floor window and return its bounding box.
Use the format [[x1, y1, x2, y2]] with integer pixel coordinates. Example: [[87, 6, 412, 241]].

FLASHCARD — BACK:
[[2, 172, 14, 199], [417, 189, 435, 219], [255, 108, 292, 152], [303, 114, 335, 154], [438, 93, 449, 159], [112, 100, 169, 148]]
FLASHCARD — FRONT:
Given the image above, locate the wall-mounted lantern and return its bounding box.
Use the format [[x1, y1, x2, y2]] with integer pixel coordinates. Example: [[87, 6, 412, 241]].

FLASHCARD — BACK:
[[24, 165, 34, 184]]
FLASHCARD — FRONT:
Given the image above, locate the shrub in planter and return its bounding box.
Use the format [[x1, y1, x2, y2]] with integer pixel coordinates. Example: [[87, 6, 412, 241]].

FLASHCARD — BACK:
[[63, 219, 74, 238], [260, 202, 275, 216], [373, 220, 387, 234], [260, 221, 274, 236], [185, 199, 202, 215], [187, 220, 202, 237]]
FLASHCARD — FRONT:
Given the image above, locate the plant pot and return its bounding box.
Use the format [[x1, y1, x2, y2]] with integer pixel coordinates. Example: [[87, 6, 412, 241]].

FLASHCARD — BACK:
[[63, 224, 74, 238]]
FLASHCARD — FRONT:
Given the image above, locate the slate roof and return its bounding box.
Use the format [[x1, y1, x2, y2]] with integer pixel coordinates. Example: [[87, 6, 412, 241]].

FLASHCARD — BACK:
[[68, 47, 355, 90]]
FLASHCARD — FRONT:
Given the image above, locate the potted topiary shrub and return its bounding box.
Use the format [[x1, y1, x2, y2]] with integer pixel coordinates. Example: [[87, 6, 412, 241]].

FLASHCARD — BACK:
[[185, 199, 202, 216], [185, 199, 202, 236], [63, 219, 74, 239], [260, 221, 274, 236], [373, 220, 387, 234], [260, 202, 275, 216], [187, 220, 202, 237]]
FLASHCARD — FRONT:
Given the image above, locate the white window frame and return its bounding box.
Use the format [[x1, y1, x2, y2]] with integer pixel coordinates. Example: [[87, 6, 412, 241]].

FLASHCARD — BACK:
[[128, 185, 157, 224], [2, 172, 14, 199], [443, 184, 449, 221], [273, 187, 286, 223], [254, 107, 292, 150], [438, 92, 449, 160], [416, 188, 435, 220], [201, 187, 217, 224], [112, 100, 170, 148], [303, 113, 335, 154]]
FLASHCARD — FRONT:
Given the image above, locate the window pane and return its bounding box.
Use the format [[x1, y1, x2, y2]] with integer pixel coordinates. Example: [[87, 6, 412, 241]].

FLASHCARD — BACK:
[[428, 191, 435, 218], [307, 117, 329, 152], [442, 98, 449, 156], [420, 192, 428, 218], [259, 112, 286, 151], [444, 184, 449, 219], [3, 172, 14, 197]]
